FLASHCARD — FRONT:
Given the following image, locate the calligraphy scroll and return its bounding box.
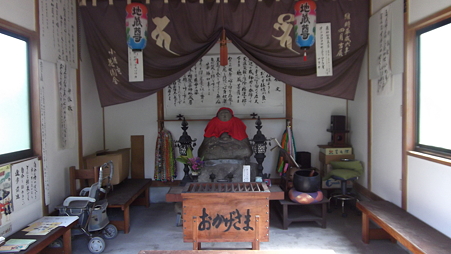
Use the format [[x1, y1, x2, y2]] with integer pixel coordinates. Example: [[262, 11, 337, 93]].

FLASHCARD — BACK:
[[57, 60, 76, 149], [369, 0, 404, 96], [39, 60, 50, 205], [164, 54, 286, 119], [39, 0, 78, 69]]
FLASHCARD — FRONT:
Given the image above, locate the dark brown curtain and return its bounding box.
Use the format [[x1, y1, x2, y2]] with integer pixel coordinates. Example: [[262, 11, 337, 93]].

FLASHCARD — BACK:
[[80, 0, 368, 107]]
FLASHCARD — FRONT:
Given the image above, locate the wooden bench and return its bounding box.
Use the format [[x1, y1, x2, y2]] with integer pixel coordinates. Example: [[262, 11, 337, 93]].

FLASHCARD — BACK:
[[69, 166, 152, 234], [107, 178, 152, 233], [357, 200, 451, 254]]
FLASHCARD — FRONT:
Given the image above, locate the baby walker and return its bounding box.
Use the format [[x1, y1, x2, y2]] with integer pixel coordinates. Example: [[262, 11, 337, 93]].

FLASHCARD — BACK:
[[58, 161, 118, 253]]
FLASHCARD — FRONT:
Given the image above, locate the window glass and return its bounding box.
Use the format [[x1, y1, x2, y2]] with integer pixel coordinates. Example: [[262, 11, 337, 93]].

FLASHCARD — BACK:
[[0, 30, 33, 164], [416, 20, 451, 154]]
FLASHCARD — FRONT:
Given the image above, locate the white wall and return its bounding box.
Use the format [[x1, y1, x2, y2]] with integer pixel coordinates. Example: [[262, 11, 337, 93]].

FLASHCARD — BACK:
[[104, 95, 158, 179], [353, 0, 404, 207], [80, 19, 104, 156], [409, 0, 451, 24], [408, 156, 451, 237], [348, 0, 451, 238], [348, 52, 368, 189], [290, 89, 347, 168], [405, 0, 451, 238], [40, 60, 79, 212], [0, 0, 79, 234], [0, 0, 35, 31], [370, 73, 403, 205]]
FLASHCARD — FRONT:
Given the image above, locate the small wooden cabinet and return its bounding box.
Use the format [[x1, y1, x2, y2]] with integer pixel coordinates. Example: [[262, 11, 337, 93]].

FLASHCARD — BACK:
[[317, 145, 354, 175]]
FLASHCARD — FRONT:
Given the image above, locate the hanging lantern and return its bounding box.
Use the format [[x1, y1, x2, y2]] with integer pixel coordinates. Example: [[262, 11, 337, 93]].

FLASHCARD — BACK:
[[220, 29, 228, 66], [294, 0, 316, 61], [126, 2, 148, 51]]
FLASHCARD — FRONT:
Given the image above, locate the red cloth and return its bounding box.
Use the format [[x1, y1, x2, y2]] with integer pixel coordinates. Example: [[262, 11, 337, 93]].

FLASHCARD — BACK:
[[204, 108, 248, 141]]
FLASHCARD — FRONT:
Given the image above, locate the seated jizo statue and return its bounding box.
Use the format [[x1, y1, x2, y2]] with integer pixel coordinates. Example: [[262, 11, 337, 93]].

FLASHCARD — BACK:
[[198, 107, 253, 160]]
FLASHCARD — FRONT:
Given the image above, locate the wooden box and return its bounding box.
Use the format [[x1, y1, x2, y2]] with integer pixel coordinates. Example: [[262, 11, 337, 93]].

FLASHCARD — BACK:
[[181, 182, 270, 246], [84, 148, 130, 185]]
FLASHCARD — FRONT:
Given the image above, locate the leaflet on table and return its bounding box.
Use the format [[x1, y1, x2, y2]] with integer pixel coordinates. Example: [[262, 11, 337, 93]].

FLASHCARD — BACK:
[[0, 239, 36, 252], [22, 216, 78, 235], [24, 222, 61, 235], [27, 216, 78, 227]]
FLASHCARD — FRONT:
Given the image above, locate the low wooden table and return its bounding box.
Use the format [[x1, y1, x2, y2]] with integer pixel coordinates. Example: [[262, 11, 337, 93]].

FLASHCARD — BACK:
[[4, 218, 78, 254], [275, 197, 329, 229], [107, 178, 152, 234]]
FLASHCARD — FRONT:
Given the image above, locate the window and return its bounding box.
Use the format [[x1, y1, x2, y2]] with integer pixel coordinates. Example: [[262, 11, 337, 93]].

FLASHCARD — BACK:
[[0, 24, 38, 165], [415, 18, 451, 157], [406, 7, 451, 163]]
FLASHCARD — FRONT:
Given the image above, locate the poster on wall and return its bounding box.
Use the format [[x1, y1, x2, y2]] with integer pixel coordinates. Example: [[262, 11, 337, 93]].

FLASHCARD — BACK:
[[11, 158, 41, 212], [39, 0, 78, 69], [164, 55, 286, 119], [0, 165, 13, 236]]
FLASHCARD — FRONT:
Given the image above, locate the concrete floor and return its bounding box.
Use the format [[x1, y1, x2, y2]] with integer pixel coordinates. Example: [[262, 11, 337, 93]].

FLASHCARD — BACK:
[[71, 200, 409, 254]]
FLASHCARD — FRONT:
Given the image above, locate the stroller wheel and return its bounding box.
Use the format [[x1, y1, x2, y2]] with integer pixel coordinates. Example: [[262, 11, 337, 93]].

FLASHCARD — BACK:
[[88, 236, 106, 254], [103, 224, 118, 239]]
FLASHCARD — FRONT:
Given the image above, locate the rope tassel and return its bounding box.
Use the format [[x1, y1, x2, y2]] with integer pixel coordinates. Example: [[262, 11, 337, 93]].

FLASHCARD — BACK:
[[220, 29, 228, 66]]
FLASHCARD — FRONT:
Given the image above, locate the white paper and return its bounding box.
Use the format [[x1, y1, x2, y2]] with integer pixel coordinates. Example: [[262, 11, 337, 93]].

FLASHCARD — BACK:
[[128, 49, 144, 82], [242, 165, 250, 182], [29, 216, 78, 227], [316, 23, 333, 77]]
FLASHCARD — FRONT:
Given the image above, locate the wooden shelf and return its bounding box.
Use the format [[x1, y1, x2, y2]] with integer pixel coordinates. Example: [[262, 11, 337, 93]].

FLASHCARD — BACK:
[[159, 117, 291, 122], [157, 85, 293, 130]]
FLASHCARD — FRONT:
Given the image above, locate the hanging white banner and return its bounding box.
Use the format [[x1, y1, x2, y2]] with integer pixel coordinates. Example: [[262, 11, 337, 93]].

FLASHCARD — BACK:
[[38, 60, 50, 205], [57, 60, 76, 149], [316, 23, 333, 77], [128, 48, 144, 82]]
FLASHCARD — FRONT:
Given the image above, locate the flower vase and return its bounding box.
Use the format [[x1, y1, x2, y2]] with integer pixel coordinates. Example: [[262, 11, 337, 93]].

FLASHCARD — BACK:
[[191, 172, 199, 182]]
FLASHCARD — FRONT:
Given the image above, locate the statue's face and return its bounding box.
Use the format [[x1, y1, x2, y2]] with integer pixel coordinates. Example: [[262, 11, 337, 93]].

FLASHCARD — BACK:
[[218, 109, 232, 122]]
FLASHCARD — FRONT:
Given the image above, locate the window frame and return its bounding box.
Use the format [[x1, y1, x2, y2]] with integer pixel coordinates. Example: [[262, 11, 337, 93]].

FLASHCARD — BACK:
[[0, 18, 40, 165], [405, 6, 451, 165]]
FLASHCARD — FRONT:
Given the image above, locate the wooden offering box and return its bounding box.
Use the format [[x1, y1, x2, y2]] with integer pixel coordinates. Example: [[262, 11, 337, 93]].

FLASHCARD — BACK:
[[181, 182, 270, 250]]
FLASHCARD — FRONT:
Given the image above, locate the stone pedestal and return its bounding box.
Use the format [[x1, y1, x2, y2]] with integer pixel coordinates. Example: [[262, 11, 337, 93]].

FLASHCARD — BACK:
[[197, 159, 257, 183]]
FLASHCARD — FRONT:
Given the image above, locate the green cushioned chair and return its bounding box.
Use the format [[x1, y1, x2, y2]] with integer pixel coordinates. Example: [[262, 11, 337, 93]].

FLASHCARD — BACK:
[[323, 160, 363, 217]]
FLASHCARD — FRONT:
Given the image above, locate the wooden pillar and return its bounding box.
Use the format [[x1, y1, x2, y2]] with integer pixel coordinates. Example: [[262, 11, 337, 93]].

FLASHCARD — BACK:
[[131, 135, 145, 179]]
